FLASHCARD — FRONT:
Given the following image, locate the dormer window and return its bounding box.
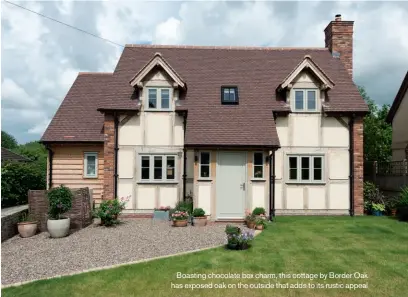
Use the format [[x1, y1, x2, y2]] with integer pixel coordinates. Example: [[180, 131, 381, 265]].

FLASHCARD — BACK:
[[293, 89, 317, 112], [221, 86, 239, 104], [147, 87, 171, 110]]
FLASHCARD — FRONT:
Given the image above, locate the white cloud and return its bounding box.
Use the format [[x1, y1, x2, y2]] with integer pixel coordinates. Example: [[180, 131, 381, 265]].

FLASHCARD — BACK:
[[155, 17, 181, 45]]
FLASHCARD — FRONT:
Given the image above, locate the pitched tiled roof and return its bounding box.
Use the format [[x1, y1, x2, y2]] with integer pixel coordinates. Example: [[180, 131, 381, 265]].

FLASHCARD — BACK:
[[41, 73, 113, 142], [386, 71, 408, 123], [42, 45, 368, 146], [1, 148, 31, 163]]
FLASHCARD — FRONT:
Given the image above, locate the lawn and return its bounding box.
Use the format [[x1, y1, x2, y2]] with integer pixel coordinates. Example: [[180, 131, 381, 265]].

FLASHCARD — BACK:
[[3, 217, 408, 297]]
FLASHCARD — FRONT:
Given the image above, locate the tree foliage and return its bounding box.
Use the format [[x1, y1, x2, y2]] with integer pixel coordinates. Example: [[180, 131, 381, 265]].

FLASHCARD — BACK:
[[360, 86, 392, 162], [1, 131, 18, 150]]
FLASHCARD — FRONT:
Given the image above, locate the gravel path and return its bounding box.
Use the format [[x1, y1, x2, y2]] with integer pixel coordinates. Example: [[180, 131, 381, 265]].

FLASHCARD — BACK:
[[1, 219, 238, 285]]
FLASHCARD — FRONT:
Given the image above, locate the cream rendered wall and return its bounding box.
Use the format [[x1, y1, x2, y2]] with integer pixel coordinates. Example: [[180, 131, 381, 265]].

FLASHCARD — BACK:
[[117, 69, 184, 213], [391, 90, 408, 161], [275, 70, 350, 215]]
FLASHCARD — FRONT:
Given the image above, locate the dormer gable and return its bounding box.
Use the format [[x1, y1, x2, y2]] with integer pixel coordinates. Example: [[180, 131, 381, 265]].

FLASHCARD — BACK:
[[129, 52, 186, 90], [277, 55, 335, 92]]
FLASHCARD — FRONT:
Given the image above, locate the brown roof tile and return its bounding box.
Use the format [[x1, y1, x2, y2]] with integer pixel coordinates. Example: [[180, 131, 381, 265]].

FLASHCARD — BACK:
[[42, 45, 368, 146]]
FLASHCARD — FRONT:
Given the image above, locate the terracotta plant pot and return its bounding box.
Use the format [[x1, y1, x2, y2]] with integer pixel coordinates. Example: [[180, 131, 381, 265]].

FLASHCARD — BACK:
[[391, 209, 397, 216], [193, 216, 207, 227], [173, 219, 188, 227], [17, 221, 38, 238], [255, 224, 264, 230], [247, 221, 256, 229]]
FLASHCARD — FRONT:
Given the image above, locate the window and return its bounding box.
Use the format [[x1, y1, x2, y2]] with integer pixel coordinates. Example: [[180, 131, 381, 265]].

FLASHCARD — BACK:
[[146, 88, 171, 110], [253, 152, 264, 178], [293, 89, 317, 111], [139, 154, 177, 182], [221, 87, 239, 104], [84, 152, 98, 178], [200, 152, 210, 178], [287, 155, 324, 183]]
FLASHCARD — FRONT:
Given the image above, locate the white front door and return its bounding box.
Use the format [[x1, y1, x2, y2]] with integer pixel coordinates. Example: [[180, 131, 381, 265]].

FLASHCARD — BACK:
[[216, 151, 247, 219]]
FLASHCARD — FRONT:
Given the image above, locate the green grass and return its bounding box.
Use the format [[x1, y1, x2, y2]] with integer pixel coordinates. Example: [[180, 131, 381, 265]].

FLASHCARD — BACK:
[[3, 217, 408, 297]]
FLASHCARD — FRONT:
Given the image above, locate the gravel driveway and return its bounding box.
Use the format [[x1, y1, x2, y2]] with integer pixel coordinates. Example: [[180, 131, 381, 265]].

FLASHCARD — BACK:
[[1, 219, 233, 285]]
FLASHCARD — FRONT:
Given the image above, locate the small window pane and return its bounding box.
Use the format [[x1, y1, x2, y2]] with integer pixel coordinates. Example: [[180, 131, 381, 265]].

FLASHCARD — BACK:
[[201, 152, 210, 165], [86, 155, 96, 176], [148, 89, 157, 108], [222, 87, 237, 102], [166, 156, 175, 180], [307, 91, 316, 110], [201, 165, 210, 178], [254, 153, 263, 166], [313, 157, 322, 181], [295, 91, 304, 110], [141, 156, 150, 180], [154, 156, 162, 180], [301, 157, 310, 180], [254, 165, 263, 178], [289, 157, 297, 180], [161, 89, 170, 109]]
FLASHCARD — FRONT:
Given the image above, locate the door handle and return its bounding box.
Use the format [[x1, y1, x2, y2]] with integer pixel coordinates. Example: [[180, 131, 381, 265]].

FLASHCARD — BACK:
[[240, 182, 246, 191]]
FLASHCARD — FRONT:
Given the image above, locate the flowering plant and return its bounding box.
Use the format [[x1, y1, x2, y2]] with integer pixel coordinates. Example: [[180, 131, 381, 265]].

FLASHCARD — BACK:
[[94, 196, 130, 226], [154, 206, 171, 211], [255, 214, 267, 228], [226, 230, 255, 250], [171, 210, 189, 221], [47, 185, 73, 220]]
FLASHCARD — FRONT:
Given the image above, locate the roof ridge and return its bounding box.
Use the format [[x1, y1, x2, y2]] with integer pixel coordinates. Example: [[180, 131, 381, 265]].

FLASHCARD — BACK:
[[125, 44, 328, 51], [78, 72, 113, 76]]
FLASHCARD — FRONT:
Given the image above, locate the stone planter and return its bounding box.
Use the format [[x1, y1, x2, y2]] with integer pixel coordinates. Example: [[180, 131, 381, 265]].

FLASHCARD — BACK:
[[153, 210, 170, 221], [17, 221, 38, 238], [172, 219, 188, 227], [193, 216, 207, 227], [47, 218, 70, 238]]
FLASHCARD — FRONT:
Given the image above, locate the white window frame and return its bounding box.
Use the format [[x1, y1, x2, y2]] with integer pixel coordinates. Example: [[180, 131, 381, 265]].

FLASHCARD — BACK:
[[253, 152, 264, 179], [139, 154, 177, 182], [84, 152, 98, 178], [145, 87, 172, 111], [287, 154, 324, 184], [199, 152, 211, 179], [293, 89, 318, 112]]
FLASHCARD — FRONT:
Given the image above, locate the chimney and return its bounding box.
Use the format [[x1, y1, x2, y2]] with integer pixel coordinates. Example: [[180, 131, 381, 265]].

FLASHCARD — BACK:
[[324, 14, 354, 77]]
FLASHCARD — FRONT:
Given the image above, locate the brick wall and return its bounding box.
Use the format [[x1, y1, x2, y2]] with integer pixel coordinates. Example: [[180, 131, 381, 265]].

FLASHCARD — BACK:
[[103, 114, 115, 200], [353, 117, 364, 215], [324, 16, 354, 77], [28, 188, 92, 232]]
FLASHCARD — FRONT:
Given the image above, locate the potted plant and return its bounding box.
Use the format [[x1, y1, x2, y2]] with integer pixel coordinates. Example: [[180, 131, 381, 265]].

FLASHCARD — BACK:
[[153, 206, 171, 221], [225, 225, 255, 250], [371, 203, 385, 216], [171, 210, 189, 227], [94, 196, 129, 226], [255, 215, 267, 230], [385, 196, 399, 216], [17, 213, 38, 238], [47, 185, 73, 238], [252, 207, 266, 219], [246, 214, 256, 229], [192, 208, 207, 226]]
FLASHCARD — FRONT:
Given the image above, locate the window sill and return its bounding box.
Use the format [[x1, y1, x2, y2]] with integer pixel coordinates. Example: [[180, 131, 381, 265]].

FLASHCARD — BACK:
[[137, 181, 179, 185], [251, 179, 266, 182], [144, 109, 173, 112], [286, 181, 326, 185], [197, 179, 213, 182]]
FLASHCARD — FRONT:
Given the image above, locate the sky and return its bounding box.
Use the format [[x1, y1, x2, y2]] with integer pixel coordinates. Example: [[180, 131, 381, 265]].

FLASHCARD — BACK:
[[1, 0, 408, 144]]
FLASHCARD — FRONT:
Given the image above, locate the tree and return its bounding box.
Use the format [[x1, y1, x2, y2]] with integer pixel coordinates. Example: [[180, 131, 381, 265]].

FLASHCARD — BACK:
[[360, 86, 392, 162], [1, 131, 18, 150]]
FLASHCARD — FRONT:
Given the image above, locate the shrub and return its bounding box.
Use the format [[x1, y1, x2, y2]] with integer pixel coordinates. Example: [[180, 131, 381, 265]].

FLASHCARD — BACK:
[[174, 200, 193, 214], [363, 182, 384, 213], [396, 187, 408, 222], [94, 196, 129, 226], [252, 207, 266, 216], [371, 203, 385, 212], [225, 224, 241, 236], [192, 208, 205, 217], [171, 210, 189, 221], [1, 162, 46, 208], [47, 185, 73, 220]]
